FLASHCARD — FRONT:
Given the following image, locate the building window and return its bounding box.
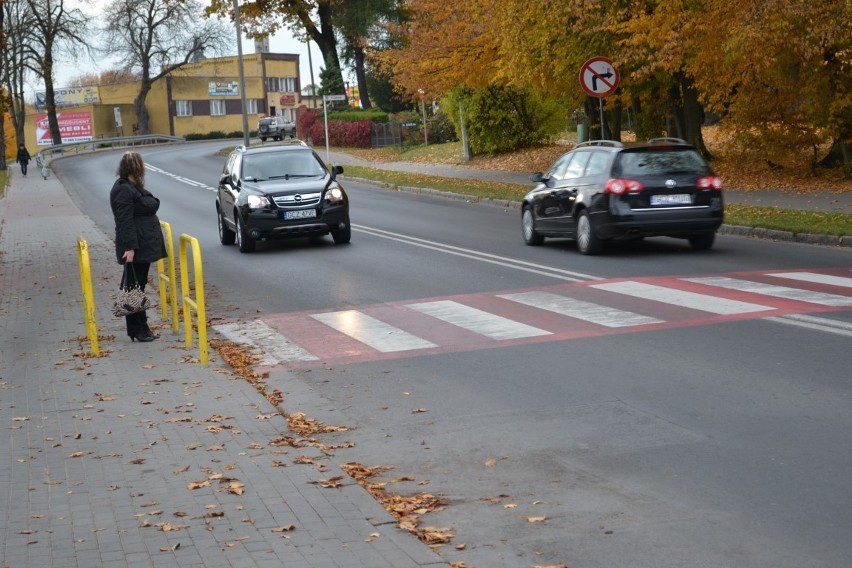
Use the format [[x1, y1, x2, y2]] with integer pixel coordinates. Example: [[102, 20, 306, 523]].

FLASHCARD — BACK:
[[211, 99, 226, 116], [176, 100, 192, 117], [266, 77, 296, 93], [246, 99, 258, 114]]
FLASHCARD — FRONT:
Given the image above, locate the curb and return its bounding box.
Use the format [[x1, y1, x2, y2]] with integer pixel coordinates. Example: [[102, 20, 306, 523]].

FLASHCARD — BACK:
[[347, 177, 851, 248]]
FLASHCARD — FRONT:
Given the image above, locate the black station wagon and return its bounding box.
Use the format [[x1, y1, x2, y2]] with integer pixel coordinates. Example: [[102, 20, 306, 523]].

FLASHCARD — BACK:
[[216, 142, 351, 253], [521, 138, 724, 254]]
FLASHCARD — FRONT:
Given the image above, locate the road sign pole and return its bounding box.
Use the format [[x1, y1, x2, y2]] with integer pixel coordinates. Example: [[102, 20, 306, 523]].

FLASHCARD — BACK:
[[599, 98, 605, 140], [323, 95, 330, 162]]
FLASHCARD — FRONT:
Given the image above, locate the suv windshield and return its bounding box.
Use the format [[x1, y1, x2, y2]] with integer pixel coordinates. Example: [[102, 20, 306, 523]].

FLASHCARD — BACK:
[[613, 149, 710, 177], [241, 152, 326, 181]]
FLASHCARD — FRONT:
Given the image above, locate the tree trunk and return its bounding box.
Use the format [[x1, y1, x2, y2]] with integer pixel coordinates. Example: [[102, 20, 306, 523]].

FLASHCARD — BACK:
[[0, 113, 6, 171], [134, 80, 153, 135], [668, 72, 711, 158], [43, 56, 63, 145], [819, 138, 851, 172], [305, 3, 345, 95], [353, 45, 371, 109]]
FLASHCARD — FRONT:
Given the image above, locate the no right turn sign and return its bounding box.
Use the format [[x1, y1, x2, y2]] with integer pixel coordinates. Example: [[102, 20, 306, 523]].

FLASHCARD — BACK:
[[580, 57, 620, 98]]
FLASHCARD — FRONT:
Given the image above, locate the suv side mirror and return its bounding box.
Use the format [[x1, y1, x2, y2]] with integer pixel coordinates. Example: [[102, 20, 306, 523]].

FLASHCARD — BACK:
[[331, 165, 344, 178], [530, 172, 544, 183], [219, 173, 230, 186]]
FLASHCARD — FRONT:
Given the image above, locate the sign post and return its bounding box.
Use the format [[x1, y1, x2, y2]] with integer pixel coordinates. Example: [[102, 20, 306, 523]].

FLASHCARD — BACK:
[[322, 94, 347, 162], [579, 56, 620, 140]]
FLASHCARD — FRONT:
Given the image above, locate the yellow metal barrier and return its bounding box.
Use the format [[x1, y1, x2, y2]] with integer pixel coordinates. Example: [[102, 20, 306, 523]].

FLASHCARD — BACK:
[[156, 221, 179, 332], [178, 234, 208, 366], [76, 237, 99, 356]]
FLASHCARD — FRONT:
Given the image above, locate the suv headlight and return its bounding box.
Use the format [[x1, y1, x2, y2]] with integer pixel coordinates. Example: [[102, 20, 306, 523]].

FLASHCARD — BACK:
[[247, 194, 271, 209], [325, 186, 344, 204]]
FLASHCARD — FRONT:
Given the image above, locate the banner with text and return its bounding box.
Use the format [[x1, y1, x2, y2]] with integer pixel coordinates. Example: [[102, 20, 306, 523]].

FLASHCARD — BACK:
[[36, 111, 94, 145], [35, 86, 100, 109]]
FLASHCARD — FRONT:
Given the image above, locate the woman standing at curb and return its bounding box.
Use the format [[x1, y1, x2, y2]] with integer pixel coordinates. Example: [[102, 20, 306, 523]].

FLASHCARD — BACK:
[[16, 144, 31, 176], [110, 151, 167, 342]]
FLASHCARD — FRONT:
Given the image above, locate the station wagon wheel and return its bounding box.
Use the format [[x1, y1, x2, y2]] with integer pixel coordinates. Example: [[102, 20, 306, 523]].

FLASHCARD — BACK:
[[576, 210, 603, 255], [235, 215, 256, 253], [522, 206, 544, 246], [218, 207, 235, 245], [688, 232, 716, 250]]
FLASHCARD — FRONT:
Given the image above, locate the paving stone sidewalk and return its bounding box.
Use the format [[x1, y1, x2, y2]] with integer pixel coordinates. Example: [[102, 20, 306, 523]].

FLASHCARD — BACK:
[[0, 171, 449, 568]]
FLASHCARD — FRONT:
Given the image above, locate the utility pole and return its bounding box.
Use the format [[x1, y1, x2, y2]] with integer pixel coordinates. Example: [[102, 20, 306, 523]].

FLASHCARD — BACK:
[[233, 0, 251, 147]]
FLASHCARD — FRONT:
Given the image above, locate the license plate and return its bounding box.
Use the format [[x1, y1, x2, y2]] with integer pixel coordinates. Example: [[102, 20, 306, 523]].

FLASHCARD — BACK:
[[282, 209, 317, 220], [650, 194, 692, 205]]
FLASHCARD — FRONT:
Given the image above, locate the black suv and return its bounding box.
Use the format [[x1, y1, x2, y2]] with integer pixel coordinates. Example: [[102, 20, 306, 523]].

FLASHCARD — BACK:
[[522, 138, 724, 254], [216, 141, 351, 253]]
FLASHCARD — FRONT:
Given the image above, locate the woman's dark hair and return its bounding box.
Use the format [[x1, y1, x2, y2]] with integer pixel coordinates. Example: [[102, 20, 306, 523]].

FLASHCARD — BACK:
[[117, 151, 145, 188]]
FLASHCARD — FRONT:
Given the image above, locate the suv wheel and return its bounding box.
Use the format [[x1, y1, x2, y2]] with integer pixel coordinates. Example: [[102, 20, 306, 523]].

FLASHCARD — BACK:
[[235, 215, 256, 253], [576, 210, 604, 255], [689, 232, 715, 250], [331, 224, 351, 244], [218, 208, 235, 245], [522, 207, 544, 246]]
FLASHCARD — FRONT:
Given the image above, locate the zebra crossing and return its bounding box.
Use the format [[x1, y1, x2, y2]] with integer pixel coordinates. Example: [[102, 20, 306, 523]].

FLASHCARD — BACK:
[[213, 269, 852, 368]]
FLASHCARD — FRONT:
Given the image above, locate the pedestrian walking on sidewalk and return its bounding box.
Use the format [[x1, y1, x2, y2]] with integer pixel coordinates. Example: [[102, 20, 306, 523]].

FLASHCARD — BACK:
[[110, 151, 167, 342], [16, 144, 31, 176]]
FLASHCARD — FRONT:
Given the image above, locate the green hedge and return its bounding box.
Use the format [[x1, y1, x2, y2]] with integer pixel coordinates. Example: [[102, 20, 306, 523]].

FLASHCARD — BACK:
[[327, 109, 389, 123]]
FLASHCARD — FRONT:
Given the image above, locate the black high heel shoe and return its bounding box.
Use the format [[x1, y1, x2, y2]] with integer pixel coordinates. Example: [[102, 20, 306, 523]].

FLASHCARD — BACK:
[[130, 332, 156, 342], [144, 327, 160, 339]]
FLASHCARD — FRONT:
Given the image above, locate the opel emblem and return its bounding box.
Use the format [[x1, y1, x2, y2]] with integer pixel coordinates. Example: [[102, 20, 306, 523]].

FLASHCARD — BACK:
[[665, 179, 677, 189], [294, 194, 302, 202]]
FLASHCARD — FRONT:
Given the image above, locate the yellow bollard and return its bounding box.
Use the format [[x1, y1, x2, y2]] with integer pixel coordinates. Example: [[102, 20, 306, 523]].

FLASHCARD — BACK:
[[178, 234, 208, 366], [156, 221, 179, 332], [76, 237, 99, 356]]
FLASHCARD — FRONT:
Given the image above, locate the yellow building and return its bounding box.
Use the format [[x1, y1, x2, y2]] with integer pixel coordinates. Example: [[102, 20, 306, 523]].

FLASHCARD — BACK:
[[21, 51, 302, 154]]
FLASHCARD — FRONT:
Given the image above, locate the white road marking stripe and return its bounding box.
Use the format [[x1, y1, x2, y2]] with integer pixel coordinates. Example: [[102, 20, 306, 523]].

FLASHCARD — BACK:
[[213, 320, 318, 364], [499, 291, 663, 327], [406, 300, 551, 340], [146, 164, 215, 191], [353, 224, 600, 282], [591, 281, 775, 315], [768, 272, 852, 289], [685, 276, 852, 306], [765, 314, 852, 338], [311, 310, 437, 352]]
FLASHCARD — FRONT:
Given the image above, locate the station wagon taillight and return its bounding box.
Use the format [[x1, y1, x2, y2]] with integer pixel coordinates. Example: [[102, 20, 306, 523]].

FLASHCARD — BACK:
[[605, 179, 644, 195], [697, 176, 723, 190]]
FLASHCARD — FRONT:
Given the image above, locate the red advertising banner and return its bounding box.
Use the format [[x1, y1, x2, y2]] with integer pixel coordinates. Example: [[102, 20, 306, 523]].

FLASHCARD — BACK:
[[35, 111, 93, 145]]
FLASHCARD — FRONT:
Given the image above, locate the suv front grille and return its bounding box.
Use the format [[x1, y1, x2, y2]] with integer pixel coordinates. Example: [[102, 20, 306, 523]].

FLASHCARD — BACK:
[[273, 192, 322, 209]]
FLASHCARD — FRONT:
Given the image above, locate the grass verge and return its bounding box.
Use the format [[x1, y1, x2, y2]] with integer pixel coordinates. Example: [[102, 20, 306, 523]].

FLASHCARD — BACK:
[[343, 165, 852, 238], [0, 169, 7, 199]]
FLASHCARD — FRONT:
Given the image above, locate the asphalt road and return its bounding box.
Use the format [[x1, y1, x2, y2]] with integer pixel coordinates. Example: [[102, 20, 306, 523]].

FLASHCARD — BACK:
[[54, 142, 852, 568]]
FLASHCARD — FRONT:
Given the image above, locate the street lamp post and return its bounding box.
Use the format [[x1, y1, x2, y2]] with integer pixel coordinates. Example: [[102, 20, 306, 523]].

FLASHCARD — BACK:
[[232, 0, 251, 147]]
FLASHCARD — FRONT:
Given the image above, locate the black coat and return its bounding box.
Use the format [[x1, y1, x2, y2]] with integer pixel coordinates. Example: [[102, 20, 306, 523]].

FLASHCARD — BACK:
[[17, 147, 31, 164], [109, 178, 167, 264]]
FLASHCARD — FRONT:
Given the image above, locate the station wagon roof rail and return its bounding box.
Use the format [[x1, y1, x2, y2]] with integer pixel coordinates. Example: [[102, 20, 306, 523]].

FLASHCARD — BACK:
[[647, 137, 689, 145], [575, 140, 624, 149]]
